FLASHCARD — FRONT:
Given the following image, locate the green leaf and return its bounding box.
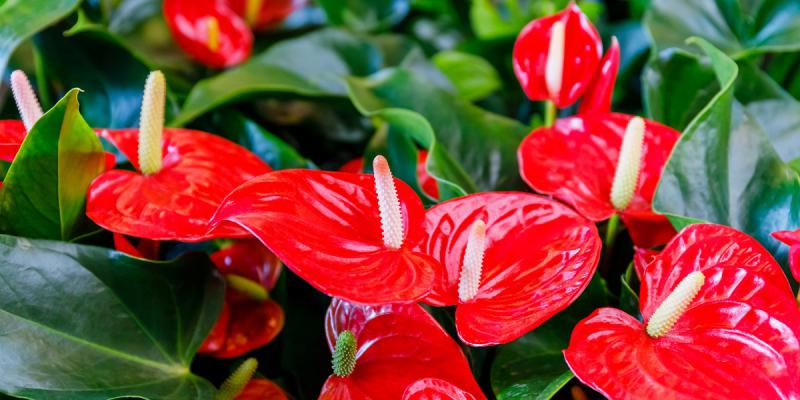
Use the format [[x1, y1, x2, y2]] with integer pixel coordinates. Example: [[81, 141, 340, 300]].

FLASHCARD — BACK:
[[0, 0, 80, 77], [214, 111, 314, 170], [317, 0, 409, 32], [645, 0, 800, 58], [619, 263, 641, 318], [653, 38, 800, 277], [432, 50, 502, 101], [0, 234, 223, 399], [469, 0, 603, 41], [171, 29, 423, 127], [346, 68, 529, 198], [644, 48, 800, 163], [491, 275, 609, 399], [0, 89, 106, 241]]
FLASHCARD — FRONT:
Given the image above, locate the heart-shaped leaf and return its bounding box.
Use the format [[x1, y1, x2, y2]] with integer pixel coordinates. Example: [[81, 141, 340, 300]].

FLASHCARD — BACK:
[[645, 0, 800, 58], [0, 89, 106, 240], [0, 234, 224, 399], [170, 28, 423, 126], [653, 38, 800, 277], [0, 0, 79, 77], [347, 68, 529, 197]]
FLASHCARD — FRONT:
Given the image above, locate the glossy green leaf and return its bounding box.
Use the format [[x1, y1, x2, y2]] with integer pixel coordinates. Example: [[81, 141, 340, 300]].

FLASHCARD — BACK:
[[0, 89, 106, 241], [491, 275, 609, 399], [214, 111, 314, 170], [645, 0, 800, 58], [317, 0, 409, 32], [644, 47, 800, 163], [432, 50, 501, 101], [346, 68, 528, 197], [469, 0, 603, 41], [171, 29, 424, 127], [0, 0, 79, 77], [653, 38, 800, 276], [0, 234, 223, 399]]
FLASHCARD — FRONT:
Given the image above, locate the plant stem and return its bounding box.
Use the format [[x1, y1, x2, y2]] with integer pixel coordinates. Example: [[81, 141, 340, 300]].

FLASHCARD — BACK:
[[604, 214, 620, 250], [32, 43, 51, 109], [544, 100, 556, 127]]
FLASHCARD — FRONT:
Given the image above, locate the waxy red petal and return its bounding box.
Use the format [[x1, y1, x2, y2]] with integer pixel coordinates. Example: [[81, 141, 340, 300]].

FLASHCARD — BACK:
[[211, 239, 282, 290], [224, 0, 303, 30], [565, 224, 800, 399], [402, 378, 477, 400], [418, 192, 601, 345], [517, 112, 679, 247], [199, 301, 231, 354], [204, 295, 284, 358], [339, 151, 439, 199], [163, 0, 253, 68], [320, 299, 485, 399], [773, 229, 800, 282], [209, 169, 439, 304], [0, 120, 26, 163], [512, 4, 602, 108], [578, 37, 620, 115], [236, 378, 288, 400], [87, 128, 271, 242]]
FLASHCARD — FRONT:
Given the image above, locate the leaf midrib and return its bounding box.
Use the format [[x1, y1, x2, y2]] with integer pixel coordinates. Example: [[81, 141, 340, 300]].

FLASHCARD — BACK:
[[0, 307, 188, 375]]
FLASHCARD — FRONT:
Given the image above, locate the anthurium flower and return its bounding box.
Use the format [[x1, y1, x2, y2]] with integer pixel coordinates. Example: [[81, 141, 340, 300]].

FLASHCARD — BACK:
[[209, 155, 440, 304], [340, 150, 439, 199], [224, 0, 304, 31], [200, 240, 284, 358], [518, 113, 680, 248], [564, 224, 800, 399], [773, 230, 800, 282], [513, 3, 602, 108], [163, 0, 253, 68], [236, 378, 287, 400], [320, 298, 485, 399], [87, 71, 271, 242], [402, 378, 478, 400], [578, 37, 620, 115], [417, 192, 601, 345]]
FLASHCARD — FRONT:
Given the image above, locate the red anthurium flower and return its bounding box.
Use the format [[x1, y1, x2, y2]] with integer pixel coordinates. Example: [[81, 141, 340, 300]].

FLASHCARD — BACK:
[[518, 113, 680, 248], [200, 240, 285, 358], [87, 71, 271, 242], [773, 229, 800, 282], [209, 155, 440, 304], [417, 192, 601, 346], [224, 0, 304, 31], [320, 298, 485, 399], [236, 378, 288, 400], [0, 120, 25, 163], [163, 0, 253, 68], [565, 224, 800, 399], [402, 379, 478, 400], [578, 37, 620, 115], [340, 150, 439, 199], [513, 3, 602, 108]]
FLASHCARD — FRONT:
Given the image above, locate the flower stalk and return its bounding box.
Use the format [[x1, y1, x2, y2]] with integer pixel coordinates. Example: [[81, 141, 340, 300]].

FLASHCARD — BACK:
[[215, 358, 258, 400], [458, 220, 487, 302], [332, 330, 357, 377], [10, 70, 43, 131], [610, 117, 645, 211]]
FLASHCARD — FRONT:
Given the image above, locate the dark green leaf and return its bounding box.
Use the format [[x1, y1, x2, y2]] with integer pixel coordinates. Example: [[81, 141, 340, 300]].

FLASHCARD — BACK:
[[432, 50, 501, 101], [0, 89, 105, 240], [0, 0, 79, 77], [317, 0, 409, 32], [619, 264, 641, 319], [491, 275, 609, 399], [653, 38, 800, 278], [214, 111, 314, 170], [346, 68, 529, 197], [645, 0, 800, 58], [0, 234, 223, 399], [171, 29, 423, 127]]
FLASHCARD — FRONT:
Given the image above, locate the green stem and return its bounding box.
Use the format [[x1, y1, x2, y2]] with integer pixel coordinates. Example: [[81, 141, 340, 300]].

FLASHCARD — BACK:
[[32, 43, 51, 109], [544, 100, 556, 128], [604, 214, 620, 250]]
